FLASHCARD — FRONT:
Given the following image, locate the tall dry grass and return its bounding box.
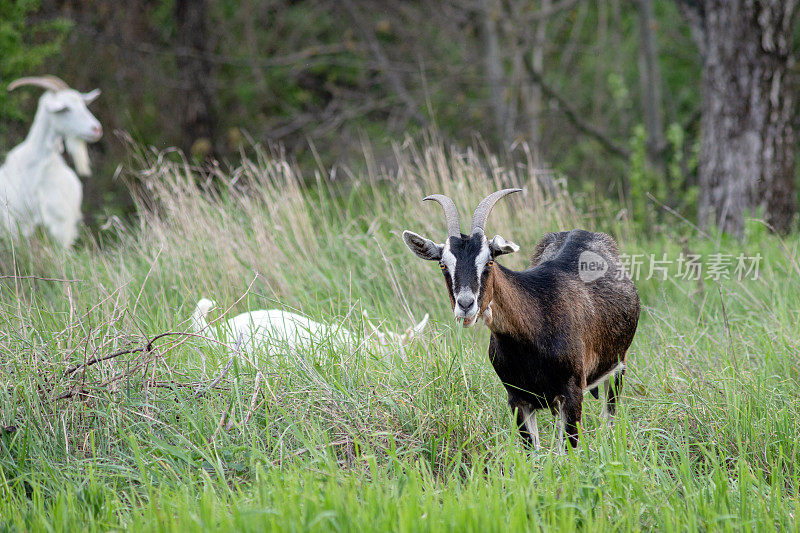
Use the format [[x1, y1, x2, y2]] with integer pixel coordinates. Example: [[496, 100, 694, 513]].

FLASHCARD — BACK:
[[0, 138, 581, 475], [2, 139, 799, 530], [118, 139, 579, 320]]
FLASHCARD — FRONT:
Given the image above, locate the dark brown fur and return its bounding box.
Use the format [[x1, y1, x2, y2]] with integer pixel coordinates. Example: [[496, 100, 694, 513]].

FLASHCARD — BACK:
[[478, 229, 640, 449]]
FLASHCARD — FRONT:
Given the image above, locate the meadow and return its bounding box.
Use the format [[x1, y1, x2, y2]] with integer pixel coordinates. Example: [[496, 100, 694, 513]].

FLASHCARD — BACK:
[[0, 141, 798, 531]]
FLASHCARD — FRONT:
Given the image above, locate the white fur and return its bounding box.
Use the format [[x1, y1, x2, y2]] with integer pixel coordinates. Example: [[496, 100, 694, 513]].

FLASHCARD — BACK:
[[441, 240, 456, 283], [474, 238, 492, 273], [584, 362, 625, 392], [190, 298, 428, 358], [64, 136, 92, 177], [521, 405, 541, 450], [0, 85, 102, 247], [488, 234, 519, 254]]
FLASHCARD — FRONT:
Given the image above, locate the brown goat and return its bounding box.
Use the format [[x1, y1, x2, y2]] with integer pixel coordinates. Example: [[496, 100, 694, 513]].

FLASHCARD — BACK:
[[403, 189, 640, 451]]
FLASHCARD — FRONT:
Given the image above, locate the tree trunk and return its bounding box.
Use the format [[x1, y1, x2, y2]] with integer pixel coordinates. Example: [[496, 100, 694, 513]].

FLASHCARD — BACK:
[[636, 0, 665, 172], [527, 0, 550, 157], [682, 0, 798, 235], [481, 0, 508, 146], [175, 0, 216, 159]]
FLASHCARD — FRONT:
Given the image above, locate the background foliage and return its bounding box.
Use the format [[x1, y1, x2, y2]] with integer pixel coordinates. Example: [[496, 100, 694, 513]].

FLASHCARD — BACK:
[[0, 0, 713, 233], [0, 0, 69, 129]]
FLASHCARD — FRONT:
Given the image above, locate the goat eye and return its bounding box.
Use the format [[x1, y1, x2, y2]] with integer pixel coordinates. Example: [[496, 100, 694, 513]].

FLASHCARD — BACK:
[[487, 260, 494, 267], [439, 263, 446, 270]]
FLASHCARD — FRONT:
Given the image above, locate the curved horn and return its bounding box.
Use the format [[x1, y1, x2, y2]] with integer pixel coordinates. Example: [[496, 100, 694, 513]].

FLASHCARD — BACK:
[[423, 194, 461, 237], [471, 188, 522, 234], [8, 75, 69, 93]]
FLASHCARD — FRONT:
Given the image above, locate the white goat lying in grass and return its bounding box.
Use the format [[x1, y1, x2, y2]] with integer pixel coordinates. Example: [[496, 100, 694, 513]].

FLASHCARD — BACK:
[[0, 75, 102, 247], [190, 298, 429, 359]]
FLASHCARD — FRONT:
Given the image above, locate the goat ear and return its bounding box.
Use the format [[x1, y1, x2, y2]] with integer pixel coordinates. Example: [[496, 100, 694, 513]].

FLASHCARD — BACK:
[[402, 231, 443, 261], [82, 89, 101, 104], [488, 234, 519, 256]]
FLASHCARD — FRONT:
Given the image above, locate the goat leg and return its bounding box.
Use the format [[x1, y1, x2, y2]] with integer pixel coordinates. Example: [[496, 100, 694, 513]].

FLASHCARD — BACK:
[[563, 384, 583, 450], [510, 397, 540, 450], [554, 385, 583, 452], [602, 366, 625, 427]]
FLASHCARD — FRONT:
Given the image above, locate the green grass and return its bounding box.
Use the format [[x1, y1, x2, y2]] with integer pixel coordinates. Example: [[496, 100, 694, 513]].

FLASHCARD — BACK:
[[0, 141, 799, 531]]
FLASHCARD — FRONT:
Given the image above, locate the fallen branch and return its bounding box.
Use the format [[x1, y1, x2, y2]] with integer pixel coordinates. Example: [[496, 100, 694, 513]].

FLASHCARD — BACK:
[[55, 331, 209, 401], [63, 331, 207, 377], [195, 356, 237, 398]]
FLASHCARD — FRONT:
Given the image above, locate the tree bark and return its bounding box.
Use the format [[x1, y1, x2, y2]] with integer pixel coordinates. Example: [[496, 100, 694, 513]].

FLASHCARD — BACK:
[[527, 0, 550, 155], [481, 0, 508, 146], [636, 0, 665, 171], [175, 0, 217, 159], [680, 0, 798, 235]]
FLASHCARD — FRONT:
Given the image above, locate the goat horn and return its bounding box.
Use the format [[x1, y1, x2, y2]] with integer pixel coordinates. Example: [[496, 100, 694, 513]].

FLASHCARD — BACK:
[[8, 75, 70, 93], [423, 194, 461, 237], [471, 188, 522, 234]]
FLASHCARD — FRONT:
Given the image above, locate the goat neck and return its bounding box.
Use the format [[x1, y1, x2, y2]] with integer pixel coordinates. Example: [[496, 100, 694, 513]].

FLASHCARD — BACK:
[[23, 99, 61, 154], [480, 263, 541, 338]]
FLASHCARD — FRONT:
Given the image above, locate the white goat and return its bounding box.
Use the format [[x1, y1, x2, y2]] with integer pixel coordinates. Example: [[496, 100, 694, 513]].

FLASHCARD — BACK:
[[0, 75, 102, 247], [190, 298, 429, 359]]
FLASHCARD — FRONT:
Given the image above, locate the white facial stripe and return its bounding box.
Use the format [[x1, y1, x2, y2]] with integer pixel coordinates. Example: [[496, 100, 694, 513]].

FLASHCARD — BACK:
[[474, 241, 491, 290], [452, 240, 491, 322], [441, 241, 456, 285]]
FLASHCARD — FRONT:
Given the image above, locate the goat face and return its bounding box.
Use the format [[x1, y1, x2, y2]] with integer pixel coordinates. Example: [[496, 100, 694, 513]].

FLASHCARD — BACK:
[[403, 229, 519, 327], [43, 89, 103, 142]]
